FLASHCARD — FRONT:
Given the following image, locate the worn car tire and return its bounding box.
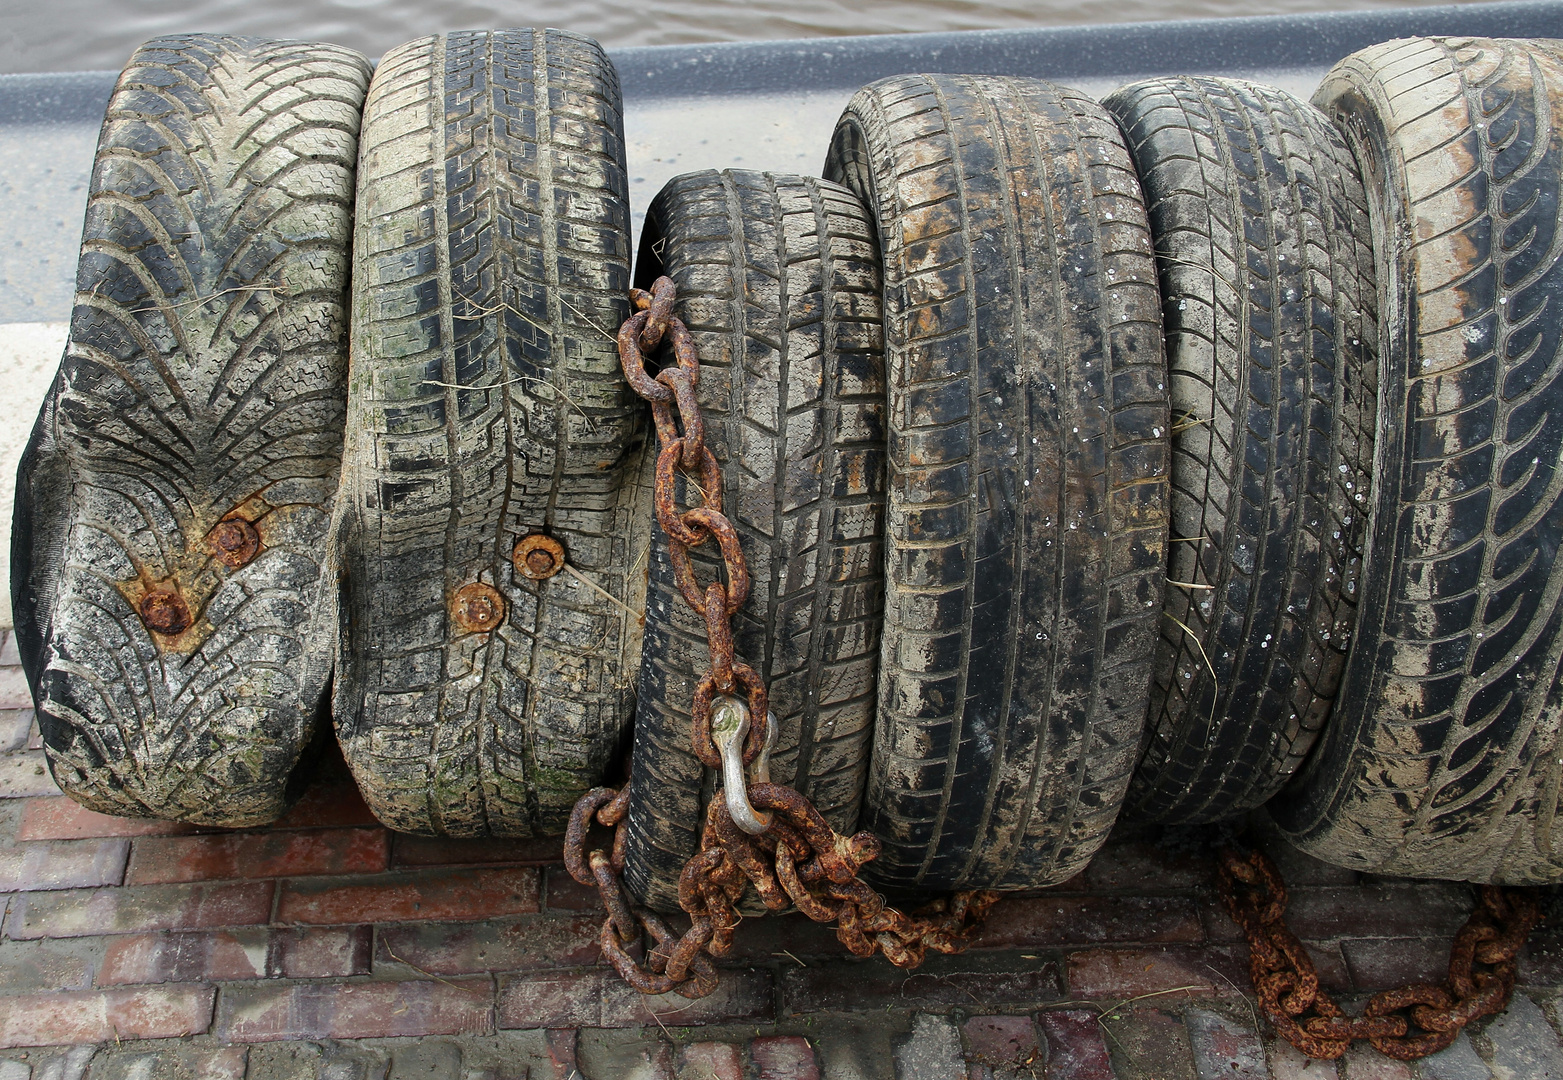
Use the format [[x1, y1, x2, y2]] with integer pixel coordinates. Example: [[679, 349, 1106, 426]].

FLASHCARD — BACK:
[[332, 29, 647, 837], [1271, 37, 1563, 883], [825, 75, 1169, 890], [1102, 76, 1379, 824], [10, 36, 370, 826], [620, 169, 887, 913]]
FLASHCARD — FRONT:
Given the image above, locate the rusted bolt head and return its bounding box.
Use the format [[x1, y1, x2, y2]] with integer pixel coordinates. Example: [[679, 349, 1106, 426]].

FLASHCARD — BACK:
[[513, 534, 566, 580], [140, 589, 192, 636], [208, 518, 260, 569], [451, 582, 505, 633]]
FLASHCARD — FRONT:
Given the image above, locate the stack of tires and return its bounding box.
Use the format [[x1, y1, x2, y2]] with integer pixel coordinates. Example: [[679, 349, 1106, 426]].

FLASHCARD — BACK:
[[12, 31, 1563, 903]]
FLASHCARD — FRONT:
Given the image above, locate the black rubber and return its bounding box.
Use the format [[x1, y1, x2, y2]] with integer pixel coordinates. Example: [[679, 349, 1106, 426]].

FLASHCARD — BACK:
[[1271, 37, 1563, 883], [825, 74, 1169, 891], [620, 169, 887, 914], [1102, 76, 1379, 824], [10, 36, 370, 826], [332, 29, 647, 837]]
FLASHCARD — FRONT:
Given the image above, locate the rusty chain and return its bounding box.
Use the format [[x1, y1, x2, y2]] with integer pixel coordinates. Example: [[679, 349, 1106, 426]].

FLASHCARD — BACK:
[[1218, 847, 1544, 1060], [563, 277, 998, 999]]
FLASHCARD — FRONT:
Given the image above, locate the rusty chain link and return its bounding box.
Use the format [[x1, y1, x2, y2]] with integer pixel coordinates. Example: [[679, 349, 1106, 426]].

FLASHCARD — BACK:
[[1218, 847, 1544, 1060], [564, 277, 998, 999]]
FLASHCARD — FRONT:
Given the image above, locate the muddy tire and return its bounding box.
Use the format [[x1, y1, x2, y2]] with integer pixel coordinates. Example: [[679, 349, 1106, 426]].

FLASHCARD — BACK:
[[1271, 37, 1563, 883], [332, 30, 645, 837], [825, 75, 1169, 890], [1101, 76, 1379, 824], [620, 170, 887, 913], [9, 36, 370, 826]]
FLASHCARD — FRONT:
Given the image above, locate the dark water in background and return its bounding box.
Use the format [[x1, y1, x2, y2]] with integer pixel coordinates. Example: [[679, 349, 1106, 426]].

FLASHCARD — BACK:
[[0, 0, 1501, 74]]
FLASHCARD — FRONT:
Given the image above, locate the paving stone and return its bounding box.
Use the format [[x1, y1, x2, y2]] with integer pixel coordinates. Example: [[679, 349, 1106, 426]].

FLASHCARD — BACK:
[[960, 1015, 1041, 1071], [1415, 1031, 1492, 1080], [17, 798, 194, 841], [83, 1046, 247, 1080], [0, 838, 128, 891], [0, 1061, 29, 1080], [781, 953, 1061, 1014], [1036, 1011, 1113, 1080], [1100, 1008, 1197, 1080], [1268, 1040, 1339, 1079], [0, 634, 20, 667], [5, 880, 274, 938], [1185, 1008, 1266, 1079], [97, 927, 371, 985], [243, 1041, 385, 1080], [126, 828, 388, 884], [392, 835, 566, 869], [1340, 938, 1449, 992], [0, 752, 59, 798], [277, 868, 539, 925], [750, 1035, 819, 1080], [0, 986, 214, 1048], [374, 915, 601, 975], [0, 709, 32, 753], [972, 894, 1205, 949], [1480, 993, 1563, 1079], [216, 979, 493, 1042], [1341, 1045, 1412, 1079], [675, 1042, 742, 1080], [0, 665, 33, 710], [0, 934, 101, 991], [387, 1042, 463, 1079], [895, 1014, 965, 1080], [32, 1046, 95, 1080]]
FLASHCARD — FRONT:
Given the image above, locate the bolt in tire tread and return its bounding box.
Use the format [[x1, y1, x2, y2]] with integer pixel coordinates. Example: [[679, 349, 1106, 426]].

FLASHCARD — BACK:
[[1274, 37, 1563, 883], [334, 29, 643, 837], [1103, 76, 1379, 823], [622, 169, 887, 914], [10, 35, 371, 826], [826, 75, 1169, 890]]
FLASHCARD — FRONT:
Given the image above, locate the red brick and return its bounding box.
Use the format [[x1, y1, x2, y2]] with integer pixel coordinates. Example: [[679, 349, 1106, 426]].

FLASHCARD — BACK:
[[962, 1015, 1042, 1070], [0, 837, 128, 891], [126, 828, 389, 884], [750, 1036, 819, 1080], [1036, 1010, 1113, 1080], [0, 751, 60, 798], [376, 915, 601, 974], [392, 833, 567, 868], [1339, 937, 1450, 992], [5, 880, 274, 939], [973, 894, 1203, 949], [1065, 947, 1243, 1000], [0, 709, 32, 753], [0, 985, 214, 1047], [0, 664, 33, 710], [273, 782, 380, 829], [1185, 1007, 1266, 1079], [545, 1027, 579, 1080], [19, 796, 196, 840], [781, 956, 1061, 1014], [0, 937, 100, 992], [497, 968, 773, 1029], [277, 868, 539, 925], [1080, 840, 1216, 892], [543, 867, 604, 911], [97, 927, 370, 985], [676, 1042, 743, 1080], [216, 978, 493, 1041]]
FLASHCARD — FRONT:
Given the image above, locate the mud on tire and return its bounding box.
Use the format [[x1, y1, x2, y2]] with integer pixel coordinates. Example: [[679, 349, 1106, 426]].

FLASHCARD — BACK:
[[825, 74, 1169, 891], [10, 36, 371, 826], [333, 29, 646, 837], [621, 170, 887, 914], [1271, 37, 1563, 884], [1103, 76, 1378, 824]]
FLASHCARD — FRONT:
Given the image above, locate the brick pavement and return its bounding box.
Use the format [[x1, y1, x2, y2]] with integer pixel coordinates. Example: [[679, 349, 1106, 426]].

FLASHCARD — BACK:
[[0, 630, 1559, 1077]]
